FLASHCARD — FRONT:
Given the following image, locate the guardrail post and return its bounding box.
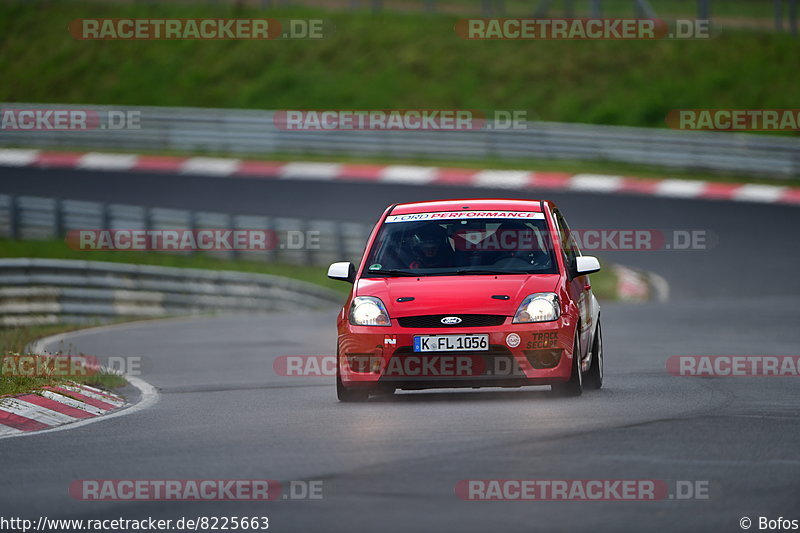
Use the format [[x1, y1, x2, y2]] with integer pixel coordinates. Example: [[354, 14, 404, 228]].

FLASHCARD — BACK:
[[54, 198, 63, 238], [227, 213, 238, 261], [263, 216, 276, 264], [101, 202, 111, 233], [634, 0, 657, 19], [9, 195, 20, 240], [533, 0, 554, 17], [697, 0, 710, 21], [143, 205, 152, 236], [332, 221, 344, 266], [590, 0, 601, 18], [298, 217, 311, 266], [188, 211, 197, 256]]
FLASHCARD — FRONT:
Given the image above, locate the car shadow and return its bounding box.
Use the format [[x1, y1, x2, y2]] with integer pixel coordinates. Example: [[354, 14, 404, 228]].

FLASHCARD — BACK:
[[368, 387, 561, 403]]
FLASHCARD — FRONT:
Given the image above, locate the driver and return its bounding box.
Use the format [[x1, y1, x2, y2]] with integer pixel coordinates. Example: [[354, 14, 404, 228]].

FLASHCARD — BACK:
[[491, 221, 550, 266], [407, 224, 454, 269]]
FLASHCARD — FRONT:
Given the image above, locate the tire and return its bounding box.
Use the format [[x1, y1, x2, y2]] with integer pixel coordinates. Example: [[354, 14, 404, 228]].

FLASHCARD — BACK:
[[336, 352, 370, 402], [551, 336, 583, 397], [584, 321, 603, 390]]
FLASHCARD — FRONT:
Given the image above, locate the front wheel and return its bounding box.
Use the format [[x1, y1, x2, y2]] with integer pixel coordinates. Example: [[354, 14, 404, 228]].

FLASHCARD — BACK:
[[551, 336, 583, 397], [584, 322, 603, 390], [336, 353, 369, 402]]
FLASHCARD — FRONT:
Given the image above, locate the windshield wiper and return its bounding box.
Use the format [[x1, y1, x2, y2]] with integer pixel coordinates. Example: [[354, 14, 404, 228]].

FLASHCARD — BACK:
[[453, 269, 516, 275], [364, 269, 420, 277]]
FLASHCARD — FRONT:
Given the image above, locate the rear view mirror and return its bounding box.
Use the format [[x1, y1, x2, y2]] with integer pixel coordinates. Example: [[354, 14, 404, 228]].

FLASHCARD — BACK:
[[575, 256, 601, 275], [328, 262, 355, 283]]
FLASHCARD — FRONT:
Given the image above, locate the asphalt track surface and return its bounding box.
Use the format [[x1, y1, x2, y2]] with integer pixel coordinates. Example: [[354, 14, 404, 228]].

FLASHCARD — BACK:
[[1, 166, 800, 532]]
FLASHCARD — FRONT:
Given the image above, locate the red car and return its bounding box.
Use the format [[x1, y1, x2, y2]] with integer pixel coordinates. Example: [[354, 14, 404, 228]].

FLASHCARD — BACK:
[[328, 199, 603, 401]]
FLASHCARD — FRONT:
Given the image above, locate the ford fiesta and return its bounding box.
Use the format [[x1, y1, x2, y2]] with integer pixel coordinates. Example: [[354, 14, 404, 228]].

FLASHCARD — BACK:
[[328, 199, 603, 401]]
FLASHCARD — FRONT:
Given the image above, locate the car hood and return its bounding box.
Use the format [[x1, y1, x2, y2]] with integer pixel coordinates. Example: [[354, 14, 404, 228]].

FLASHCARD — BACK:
[[356, 274, 561, 317]]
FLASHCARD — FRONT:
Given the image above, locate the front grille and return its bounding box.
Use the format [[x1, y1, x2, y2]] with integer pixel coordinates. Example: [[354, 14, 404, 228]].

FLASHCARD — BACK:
[[397, 314, 506, 328], [386, 345, 517, 378]]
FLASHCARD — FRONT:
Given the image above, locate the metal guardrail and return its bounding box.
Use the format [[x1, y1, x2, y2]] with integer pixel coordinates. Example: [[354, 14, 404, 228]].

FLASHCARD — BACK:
[[86, 0, 799, 32], [0, 258, 344, 326], [0, 193, 372, 268], [0, 193, 368, 325], [2, 103, 798, 178]]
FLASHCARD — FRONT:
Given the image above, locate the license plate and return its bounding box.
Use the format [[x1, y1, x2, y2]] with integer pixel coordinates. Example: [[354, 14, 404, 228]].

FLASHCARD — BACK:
[[413, 334, 489, 352]]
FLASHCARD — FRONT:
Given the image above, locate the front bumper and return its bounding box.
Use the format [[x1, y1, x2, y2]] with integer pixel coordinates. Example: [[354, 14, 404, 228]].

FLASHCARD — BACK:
[[338, 316, 577, 390]]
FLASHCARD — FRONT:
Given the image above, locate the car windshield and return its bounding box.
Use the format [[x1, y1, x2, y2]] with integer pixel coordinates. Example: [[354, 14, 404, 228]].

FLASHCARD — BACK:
[[362, 212, 558, 276]]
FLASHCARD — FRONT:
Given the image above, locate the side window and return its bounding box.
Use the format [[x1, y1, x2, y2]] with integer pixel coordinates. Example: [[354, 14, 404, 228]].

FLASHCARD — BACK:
[[553, 210, 581, 275]]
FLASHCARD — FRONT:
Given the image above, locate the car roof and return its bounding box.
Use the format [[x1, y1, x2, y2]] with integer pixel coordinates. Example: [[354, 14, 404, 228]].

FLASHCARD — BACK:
[[390, 198, 551, 215]]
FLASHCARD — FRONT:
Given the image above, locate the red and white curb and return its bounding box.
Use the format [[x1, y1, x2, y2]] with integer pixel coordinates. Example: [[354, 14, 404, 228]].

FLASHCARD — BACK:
[[0, 383, 125, 437], [2, 148, 799, 206], [0, 325, 160, 439], [613, 265, 669, 303]]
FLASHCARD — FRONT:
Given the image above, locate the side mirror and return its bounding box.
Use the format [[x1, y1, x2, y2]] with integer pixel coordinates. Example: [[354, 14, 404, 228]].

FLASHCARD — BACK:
[[575, 256, 601, 275], [328, 262, 355, 283]]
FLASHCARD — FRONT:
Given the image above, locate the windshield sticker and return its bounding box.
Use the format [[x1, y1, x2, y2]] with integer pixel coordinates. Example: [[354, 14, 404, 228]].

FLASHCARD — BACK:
[[385, 211, 545, 223]]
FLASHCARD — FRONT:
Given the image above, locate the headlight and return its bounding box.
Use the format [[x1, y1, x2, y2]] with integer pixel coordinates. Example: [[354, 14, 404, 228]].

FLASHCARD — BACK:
[[349, 296, 391, 326], [512, 292, 560, 323]]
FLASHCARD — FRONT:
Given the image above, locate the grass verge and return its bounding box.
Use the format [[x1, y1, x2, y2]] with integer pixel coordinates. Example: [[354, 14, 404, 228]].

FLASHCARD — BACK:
[[1, 2, 798, 130], [0, 323, 127, 397]]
